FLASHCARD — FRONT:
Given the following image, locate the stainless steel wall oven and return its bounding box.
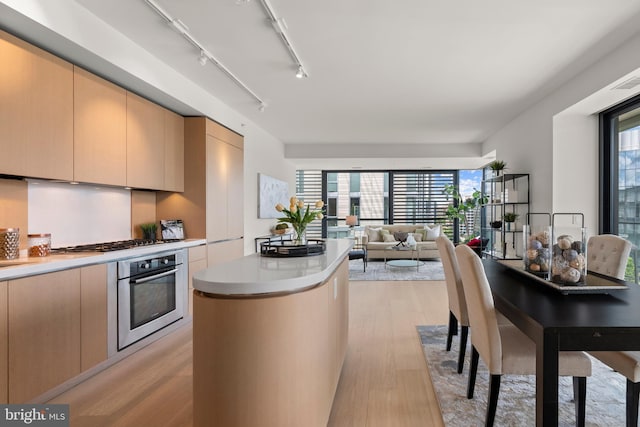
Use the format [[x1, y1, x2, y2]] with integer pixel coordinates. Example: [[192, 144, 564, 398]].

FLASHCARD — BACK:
[[116, 249, 187, 350]]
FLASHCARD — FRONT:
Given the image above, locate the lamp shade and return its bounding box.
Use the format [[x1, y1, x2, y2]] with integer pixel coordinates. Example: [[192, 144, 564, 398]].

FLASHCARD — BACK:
[[345, 215, 358, 226]]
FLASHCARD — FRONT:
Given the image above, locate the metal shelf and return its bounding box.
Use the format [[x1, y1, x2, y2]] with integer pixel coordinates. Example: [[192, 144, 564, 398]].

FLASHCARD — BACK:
[[480, 172, 529, 260]]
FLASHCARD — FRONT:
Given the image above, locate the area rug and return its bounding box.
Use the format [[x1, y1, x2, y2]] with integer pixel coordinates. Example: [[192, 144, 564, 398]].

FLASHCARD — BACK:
[[348, 259, 445, 281], [418, 325, 626, 426]]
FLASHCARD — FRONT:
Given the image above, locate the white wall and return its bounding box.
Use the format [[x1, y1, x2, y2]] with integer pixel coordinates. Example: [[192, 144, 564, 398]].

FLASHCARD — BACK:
[[484, 30, 640, 235], [0, 0, 296, 254]]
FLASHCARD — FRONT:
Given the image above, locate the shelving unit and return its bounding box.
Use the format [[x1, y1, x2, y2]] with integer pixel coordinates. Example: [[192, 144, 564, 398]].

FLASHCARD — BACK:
[[481, 173, 529, 260]]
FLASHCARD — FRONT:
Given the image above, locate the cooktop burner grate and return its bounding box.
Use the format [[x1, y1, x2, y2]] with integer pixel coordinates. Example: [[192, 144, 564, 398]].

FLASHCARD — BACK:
[[51, 239, 176, 253]]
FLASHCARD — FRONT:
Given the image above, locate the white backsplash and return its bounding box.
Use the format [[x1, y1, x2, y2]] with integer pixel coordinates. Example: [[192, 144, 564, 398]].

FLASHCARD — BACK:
[[28, 180, 131, 247]]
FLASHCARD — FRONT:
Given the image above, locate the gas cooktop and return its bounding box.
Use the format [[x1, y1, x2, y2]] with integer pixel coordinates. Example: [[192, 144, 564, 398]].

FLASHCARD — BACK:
[[51, 239, 178, 254]]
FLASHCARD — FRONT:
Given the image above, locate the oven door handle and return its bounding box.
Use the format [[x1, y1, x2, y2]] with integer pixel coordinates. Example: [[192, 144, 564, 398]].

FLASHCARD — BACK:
[[130, 268, 178, 284]]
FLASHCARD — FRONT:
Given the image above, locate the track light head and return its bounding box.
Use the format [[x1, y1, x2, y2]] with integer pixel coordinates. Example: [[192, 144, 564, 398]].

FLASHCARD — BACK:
[[258, 103, 267, 112], [295, 66, 307, 79], [198, 51, 208, 66]]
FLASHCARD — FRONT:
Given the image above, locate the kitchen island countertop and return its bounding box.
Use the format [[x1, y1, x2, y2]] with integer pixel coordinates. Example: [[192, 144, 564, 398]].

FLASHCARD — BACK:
[[193, 238, 353, 296]]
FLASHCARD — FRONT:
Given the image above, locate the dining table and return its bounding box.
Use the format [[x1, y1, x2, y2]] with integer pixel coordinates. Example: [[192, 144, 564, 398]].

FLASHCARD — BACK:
[[483, 259, 640, 427]]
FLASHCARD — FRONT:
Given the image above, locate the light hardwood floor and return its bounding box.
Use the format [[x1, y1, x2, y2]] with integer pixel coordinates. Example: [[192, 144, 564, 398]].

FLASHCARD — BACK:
[[49, 280, 449, 426]]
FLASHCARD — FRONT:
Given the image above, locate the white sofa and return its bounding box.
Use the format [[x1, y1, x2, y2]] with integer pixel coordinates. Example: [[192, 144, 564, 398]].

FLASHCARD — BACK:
[[361, 224, 442, 260]]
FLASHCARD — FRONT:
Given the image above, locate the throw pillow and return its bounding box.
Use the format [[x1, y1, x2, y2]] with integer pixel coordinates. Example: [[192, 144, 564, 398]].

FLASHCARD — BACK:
[[393, 231, 408, 242], [412, 232, 423, 242], [414, 228, 426, 240], [367, 227, 382, 242], [425, 224, 441, 240], [382, 234, 396, 243]]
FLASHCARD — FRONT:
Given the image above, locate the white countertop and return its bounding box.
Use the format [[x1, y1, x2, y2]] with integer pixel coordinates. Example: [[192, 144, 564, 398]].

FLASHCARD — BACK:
[[0, 239, 206, 281], [193, 239, 353, 297]]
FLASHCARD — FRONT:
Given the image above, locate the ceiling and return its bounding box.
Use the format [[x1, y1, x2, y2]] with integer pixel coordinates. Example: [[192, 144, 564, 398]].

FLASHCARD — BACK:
[[4, 1, 640, 166]]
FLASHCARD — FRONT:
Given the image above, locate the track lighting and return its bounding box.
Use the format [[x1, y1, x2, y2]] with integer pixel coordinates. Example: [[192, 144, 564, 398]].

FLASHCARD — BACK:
[[258, 0, 309, 79], [143, 0, 265, 108], [258, 103, 266, 112]]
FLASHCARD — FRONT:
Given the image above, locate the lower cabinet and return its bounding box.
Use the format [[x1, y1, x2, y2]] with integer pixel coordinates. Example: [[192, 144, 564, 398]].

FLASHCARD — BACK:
[[207, 239, 244, 267], [188, 245, 208, 315], [7, 265, 108, 403], [80, 264, 108, 371], [8, 269, 81, 403], [0, 281, 7, 404]]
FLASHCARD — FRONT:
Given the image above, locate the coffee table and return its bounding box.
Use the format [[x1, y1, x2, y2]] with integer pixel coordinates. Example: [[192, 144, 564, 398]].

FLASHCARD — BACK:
[[384, 245, 423, 271]]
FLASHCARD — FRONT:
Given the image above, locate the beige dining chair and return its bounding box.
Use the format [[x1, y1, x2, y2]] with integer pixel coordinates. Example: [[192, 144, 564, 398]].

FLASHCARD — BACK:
[[436, 235, 469, 374], [585, 235, 638, 427], [455, 244, 592, 427]]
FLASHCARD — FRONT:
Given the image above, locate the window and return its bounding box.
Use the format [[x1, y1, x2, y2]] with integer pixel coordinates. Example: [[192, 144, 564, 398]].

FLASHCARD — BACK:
[[297, 169, 465, 239], [600, 94, 640, 283]]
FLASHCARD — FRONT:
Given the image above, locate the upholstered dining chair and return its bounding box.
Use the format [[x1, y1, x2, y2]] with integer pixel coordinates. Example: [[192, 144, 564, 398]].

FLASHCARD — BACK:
[[455, 244, 592, 427], [584, 235, 638, 427], [436, 235, 469, 374]]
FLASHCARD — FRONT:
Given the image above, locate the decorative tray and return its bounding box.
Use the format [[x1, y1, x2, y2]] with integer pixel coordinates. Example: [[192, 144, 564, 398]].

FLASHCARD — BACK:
[[498, 260, 628, 294], [260, 239, 326, 257]]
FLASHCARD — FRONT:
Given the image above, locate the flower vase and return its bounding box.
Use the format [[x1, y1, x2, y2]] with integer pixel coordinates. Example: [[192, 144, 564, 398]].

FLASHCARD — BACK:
[[293, 224, 307, 245]]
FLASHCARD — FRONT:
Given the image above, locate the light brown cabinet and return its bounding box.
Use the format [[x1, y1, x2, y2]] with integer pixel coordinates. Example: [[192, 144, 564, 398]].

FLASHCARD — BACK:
[[73, 67, 127, 186], [188, 245, 208, 315], [0, 30, 184, 191], [0, 30, 73, 180], [157, 117, 244, 261], [164, 109, 185, 192], [126, 92, 185, 191], [0, 281, 7, 404], [8, 269, 81, 403], [80, 264, 108, 371], [6, 265, 108, 403], [126, 92, 166, 190]]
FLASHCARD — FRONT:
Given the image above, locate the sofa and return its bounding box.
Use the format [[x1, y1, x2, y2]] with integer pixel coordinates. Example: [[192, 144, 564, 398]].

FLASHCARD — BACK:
[[361, 224, 442, 260]]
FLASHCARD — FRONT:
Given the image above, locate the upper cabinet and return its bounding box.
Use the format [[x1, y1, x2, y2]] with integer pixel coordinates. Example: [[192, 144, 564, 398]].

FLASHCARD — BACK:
[[126, 92, 166, 190], [0, 31, 73, 180], [73, 67, 127, 186], [164, 109, 185, 192], [126, 92, 185, 191], [0, 30, 184, 192]]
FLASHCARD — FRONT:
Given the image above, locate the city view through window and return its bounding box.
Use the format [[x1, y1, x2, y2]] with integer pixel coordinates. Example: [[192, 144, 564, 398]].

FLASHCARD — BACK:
[[296, 170, 483, 241]]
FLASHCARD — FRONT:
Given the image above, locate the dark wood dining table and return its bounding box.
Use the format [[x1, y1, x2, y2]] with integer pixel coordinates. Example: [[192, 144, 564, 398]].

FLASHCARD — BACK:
[[483, 259, 640, 427]]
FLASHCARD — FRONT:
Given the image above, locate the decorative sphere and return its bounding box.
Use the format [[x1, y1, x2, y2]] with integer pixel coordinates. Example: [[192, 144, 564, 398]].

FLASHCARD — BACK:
[[536, 230, 550, 246], [560, 267, 581, 283], [563, 249, 578, 261], [527, 249, 538, 260], [529, 240, 542, 250], [557, 236, 573, 250], [529, 263, 540, 272]]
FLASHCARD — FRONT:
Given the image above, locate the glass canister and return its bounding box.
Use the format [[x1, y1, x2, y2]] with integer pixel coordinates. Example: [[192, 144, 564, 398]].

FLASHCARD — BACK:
[[28, 233, 51, 257], [523, 213, 552, 280], [0, 228, 20, 260], [551, 213, 587, 286]]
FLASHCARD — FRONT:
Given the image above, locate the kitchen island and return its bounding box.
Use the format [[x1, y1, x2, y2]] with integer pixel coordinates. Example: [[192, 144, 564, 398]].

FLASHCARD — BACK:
[[192, 238, 352, 427]]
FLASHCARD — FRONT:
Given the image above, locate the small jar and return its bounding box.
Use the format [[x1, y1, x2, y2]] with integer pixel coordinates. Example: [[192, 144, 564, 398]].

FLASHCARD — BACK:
[[28, 233, 51, 257]]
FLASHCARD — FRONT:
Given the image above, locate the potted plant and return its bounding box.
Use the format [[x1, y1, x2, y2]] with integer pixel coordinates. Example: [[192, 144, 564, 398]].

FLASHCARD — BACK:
[[503, 212, 519, 231], [140, 223, 157, 241], [489, 160, 506, 176], [275, 196, 325, 245], [443, 184, 488, 243]]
